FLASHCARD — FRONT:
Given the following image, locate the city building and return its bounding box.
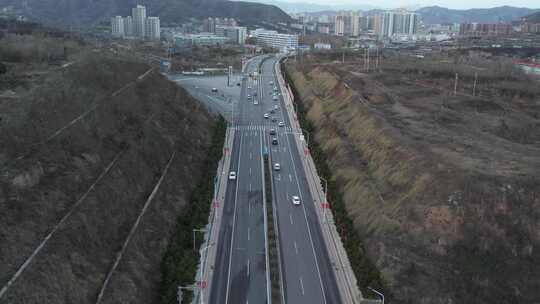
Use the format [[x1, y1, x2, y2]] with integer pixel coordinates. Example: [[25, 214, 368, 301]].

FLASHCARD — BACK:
[[145, 16, 161, 40], [251, 29, 298, 51], [111, 16, 124, 38], [378, 10, 418, 38], [111, 5, 160, 40], [314, 42, 332, 49], [203, 17, 238, 33], [174, 33, 230, 48], [132, 5, 146, 38], [215, 26, 247, 44], [124, 16, 133, 37], [334, 15, 345, 36], [459, 23, 513, 36], [521, 22, 540, 33]]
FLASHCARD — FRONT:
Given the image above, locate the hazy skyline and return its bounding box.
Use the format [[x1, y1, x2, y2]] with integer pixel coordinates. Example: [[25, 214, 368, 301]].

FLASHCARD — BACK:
[[273, 0, 539, 10]]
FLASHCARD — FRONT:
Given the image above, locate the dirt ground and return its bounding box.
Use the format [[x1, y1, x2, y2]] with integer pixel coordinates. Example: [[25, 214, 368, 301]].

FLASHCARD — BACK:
[[286, 48, 540, 303]]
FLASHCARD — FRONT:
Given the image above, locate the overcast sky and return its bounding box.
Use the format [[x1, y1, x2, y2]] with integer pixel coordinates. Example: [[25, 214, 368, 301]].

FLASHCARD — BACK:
[[279, 0, 539, 9]]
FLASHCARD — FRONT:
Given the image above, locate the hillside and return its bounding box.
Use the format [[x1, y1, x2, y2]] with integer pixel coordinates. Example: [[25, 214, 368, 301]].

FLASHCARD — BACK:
[[284, 50, 540, 303], [522, 11, 540, 23], [0, 0, 292, 28], [0, 31, 219, 303], [417, 5, 538, 24]]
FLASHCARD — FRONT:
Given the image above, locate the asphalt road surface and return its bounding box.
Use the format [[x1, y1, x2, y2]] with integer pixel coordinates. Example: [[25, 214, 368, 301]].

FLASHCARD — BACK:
[[209, 55, 341, 304]]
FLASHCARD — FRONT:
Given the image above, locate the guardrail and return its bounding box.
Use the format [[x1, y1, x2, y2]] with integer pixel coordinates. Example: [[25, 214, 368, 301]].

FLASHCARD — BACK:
[[274, 56, 364, 304], [194, 126, 235, 304]]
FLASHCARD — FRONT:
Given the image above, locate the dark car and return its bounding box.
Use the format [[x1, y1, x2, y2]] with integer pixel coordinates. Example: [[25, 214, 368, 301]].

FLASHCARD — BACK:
[[269, 128, 276, 135], [272, 137, 278, 145]]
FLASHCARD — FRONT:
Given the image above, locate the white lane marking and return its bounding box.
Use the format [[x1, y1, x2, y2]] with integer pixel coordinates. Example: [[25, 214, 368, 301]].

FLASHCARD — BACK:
[[290, 213, 294, 224], [248, 227, 251, 241], [247, 259, 250, 277], [294, 241, 299, 255], [250, 152, 253, 159], [250, 167, 252, 175], [276, 174, 281, 181], [249, 183, 252, 192], [289, 174, 293, 182], [225, 132, 244, 304], [249, 202, 251, 215], [284, 147, 287, 152], [300, 277, 305, 295], [283, 118, 328, 303]]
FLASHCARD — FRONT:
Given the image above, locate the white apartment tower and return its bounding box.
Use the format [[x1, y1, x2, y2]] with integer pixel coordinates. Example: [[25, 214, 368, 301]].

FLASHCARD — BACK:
[[145, 17, 161, 40], [378, 10, 418, 38], [132, 5, 147, 38], [111, 16, 124, 37], [124, 16, 133, 37]]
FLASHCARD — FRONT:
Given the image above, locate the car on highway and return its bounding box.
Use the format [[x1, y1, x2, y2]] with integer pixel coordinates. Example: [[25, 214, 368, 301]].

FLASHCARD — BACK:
[[229, 171, 236, 180], [272, 137, 278, 145], [292, 196, 301, 206], [264, 113, 269, 119], [254, 100, 259, 105], [248, 86, 252, 89], [273, 96, 278, 101], [278, 122, 285, 127], [270, 109, 275, 114], [212, 88, 218, 93], [272, 117, 277, 122], [269, 128, 276, 135], [269, 81, 274, 85], [237, 83, 241, 86], [274, 163, 281, 171]]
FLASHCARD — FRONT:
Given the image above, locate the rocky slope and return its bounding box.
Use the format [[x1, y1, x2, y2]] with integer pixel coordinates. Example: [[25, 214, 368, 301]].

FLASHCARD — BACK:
[[0, 49, 216, 303], [284, 57, 540, 303]]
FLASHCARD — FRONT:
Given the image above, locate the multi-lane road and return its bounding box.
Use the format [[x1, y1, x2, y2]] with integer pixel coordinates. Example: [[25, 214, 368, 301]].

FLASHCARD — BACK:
[[209, 55, 342, 304]]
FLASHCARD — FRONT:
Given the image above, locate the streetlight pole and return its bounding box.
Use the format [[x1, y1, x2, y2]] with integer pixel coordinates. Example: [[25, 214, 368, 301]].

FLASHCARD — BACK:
[[368, 286, 384, 304], [193, 228, 207, 251], [320, 176, 328, 223]]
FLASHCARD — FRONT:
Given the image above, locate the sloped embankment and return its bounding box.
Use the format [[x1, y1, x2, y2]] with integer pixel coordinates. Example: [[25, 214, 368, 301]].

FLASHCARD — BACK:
[[285, 64, 540, 303], [0, 54, 214, 303]]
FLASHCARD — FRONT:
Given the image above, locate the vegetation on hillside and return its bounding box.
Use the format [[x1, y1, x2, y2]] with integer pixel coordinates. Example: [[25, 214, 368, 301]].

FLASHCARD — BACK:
[[159, 117, 226, 304], [283, 49, 540, 303]]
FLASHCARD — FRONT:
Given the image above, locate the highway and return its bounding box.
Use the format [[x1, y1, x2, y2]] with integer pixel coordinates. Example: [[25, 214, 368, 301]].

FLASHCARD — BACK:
[[209, 55, 341, 304]]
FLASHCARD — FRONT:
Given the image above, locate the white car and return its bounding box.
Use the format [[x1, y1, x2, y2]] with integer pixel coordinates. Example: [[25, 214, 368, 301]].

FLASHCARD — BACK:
[[274, 163, 281, 171], [292, 196, 301, 205], [254, 100, 259, 105], [278, 122, 285, 127], [264, 113, 269, 119], [229, 171, 237, 180], [274, 105, 279, 110]]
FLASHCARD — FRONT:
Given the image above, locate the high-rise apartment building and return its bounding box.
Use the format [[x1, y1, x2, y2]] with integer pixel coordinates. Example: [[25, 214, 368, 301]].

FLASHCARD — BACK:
[[378, 10, 418, 38], [145, 17, 161, 40], [334, 15, 345, 36], [111, 16, 124, 37], [112, 5, 160, 40], [334, 12, 360, 37], [124, 16, 133, 37], [132, 5, 147, 38]]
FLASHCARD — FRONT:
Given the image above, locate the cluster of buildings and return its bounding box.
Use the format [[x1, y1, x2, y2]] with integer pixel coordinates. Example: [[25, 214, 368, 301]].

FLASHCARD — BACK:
[[169, 17, 247, 48], [459, 23, 513, 36], [292, 9, 419, 40], [111, 5, 160, 40], [251, 29, 298, 51]]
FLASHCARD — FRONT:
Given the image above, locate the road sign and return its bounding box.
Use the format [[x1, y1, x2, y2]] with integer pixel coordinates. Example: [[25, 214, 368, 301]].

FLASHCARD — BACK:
[[321, 202, 330, 209], [197, 281, 207, 289]]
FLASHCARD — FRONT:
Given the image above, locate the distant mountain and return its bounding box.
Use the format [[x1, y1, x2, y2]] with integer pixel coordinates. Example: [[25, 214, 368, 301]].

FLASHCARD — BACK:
[[234, 0, 380, 13], [521, 11, 540, 23], [417, 5, 539, 24], [0, 0, 292, 28]]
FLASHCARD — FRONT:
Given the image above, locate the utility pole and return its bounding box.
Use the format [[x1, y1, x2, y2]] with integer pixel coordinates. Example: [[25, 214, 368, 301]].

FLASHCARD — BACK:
[[342, 50, 345, 63], [454, 73, 458, 96], [472, 72, 478, 96], [376, 47, 379, 69]]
